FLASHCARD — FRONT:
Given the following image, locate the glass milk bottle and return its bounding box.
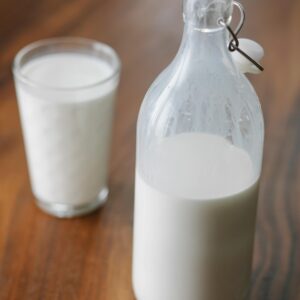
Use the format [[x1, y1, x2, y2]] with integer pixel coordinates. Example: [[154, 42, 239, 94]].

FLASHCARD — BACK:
[[133, 0, 264, 299]]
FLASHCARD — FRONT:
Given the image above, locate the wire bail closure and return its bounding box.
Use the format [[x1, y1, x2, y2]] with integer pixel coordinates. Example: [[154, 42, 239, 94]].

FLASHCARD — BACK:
[[219, 1, 264, 72]]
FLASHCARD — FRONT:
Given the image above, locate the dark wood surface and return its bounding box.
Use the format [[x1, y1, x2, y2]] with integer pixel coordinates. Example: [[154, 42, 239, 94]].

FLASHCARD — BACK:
[[0, 0, 299, 299]]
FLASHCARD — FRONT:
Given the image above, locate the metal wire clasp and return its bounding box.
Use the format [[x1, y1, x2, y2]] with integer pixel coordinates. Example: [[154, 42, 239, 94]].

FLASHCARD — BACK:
[[219, 1, 264, 72]]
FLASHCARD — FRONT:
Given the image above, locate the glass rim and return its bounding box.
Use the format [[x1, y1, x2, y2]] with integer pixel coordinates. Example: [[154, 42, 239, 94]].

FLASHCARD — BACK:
[[12, 37, 121, 92]]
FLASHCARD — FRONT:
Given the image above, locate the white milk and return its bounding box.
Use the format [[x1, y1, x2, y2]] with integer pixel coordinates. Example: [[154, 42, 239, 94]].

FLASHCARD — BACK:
[[133, 133, 259, 300], [16, 53, 117, 205]]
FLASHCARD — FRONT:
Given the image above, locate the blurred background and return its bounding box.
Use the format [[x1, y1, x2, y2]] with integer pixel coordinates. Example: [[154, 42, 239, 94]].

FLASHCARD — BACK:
[[0, 0, 299, 299]]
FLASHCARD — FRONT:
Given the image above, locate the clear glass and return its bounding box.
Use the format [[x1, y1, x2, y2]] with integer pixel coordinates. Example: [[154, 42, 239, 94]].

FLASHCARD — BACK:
[[133, 0, 264, 299], [13, 37, 121, 218]]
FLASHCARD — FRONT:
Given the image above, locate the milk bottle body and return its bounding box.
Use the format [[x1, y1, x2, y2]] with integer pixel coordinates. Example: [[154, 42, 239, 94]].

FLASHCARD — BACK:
[[133, 1, 264, 299]]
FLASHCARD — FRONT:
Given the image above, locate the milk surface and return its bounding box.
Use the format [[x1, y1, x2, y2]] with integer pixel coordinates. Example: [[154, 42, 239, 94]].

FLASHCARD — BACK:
[[16, 53, 117, 205], [22, 53, 113, 88], [133, 133, 259, 300]]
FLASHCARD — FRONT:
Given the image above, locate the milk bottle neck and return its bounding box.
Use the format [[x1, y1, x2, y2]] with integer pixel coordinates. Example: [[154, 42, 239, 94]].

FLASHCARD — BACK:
[[183, 0, 233, 31], [179, 0, 235, 69], [183, 23, 228, 52], [175, 24, 235, 74]]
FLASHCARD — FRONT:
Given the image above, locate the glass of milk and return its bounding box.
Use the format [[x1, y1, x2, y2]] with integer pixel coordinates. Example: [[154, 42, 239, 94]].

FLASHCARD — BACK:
[[13, 37, 121, 218]]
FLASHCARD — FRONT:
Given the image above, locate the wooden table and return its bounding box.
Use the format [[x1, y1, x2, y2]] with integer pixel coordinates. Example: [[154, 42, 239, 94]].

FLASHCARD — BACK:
[[0, 0, 299, 299]]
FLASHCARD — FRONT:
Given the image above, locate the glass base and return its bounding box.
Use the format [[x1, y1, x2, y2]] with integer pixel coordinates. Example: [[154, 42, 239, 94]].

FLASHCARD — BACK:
[[36, 187, 109, 218]]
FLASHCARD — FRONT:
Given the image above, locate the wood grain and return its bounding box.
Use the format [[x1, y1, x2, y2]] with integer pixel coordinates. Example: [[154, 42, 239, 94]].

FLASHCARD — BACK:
[[0, 0, 299, 299]]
